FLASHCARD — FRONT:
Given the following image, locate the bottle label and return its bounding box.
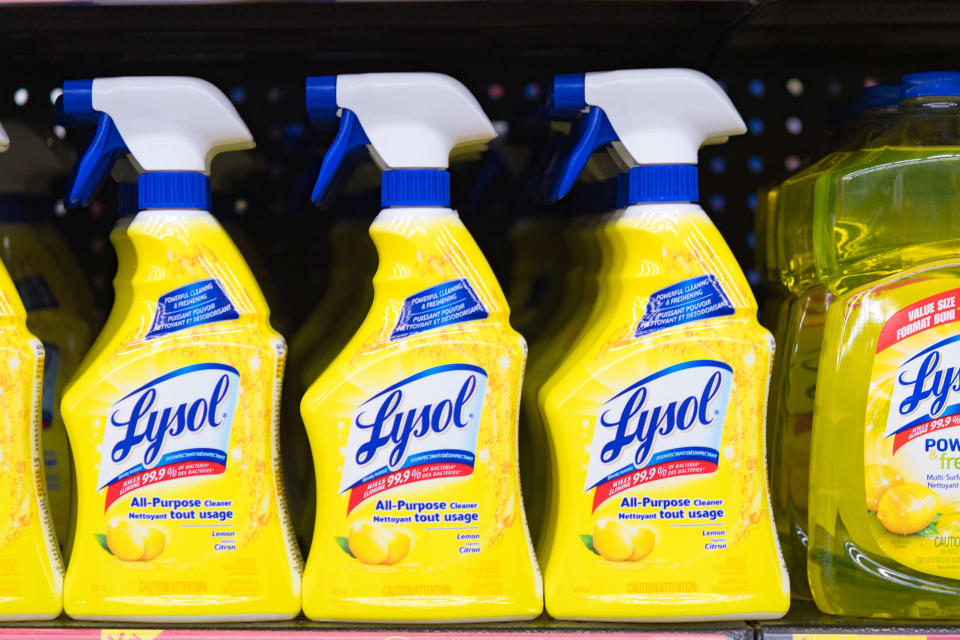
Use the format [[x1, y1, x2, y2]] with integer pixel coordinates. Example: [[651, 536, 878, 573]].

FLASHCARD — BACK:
[[40, 342, 59, 429], [584, 360, 732, 511], [14, 275, 58, 311], [390, 279, 488, 340], [146, 279, 239, 339], [866, 285, 960, 578], [634, 275, 734, 338], [339, 364, 486, 513], [97, 363, 240, 509]]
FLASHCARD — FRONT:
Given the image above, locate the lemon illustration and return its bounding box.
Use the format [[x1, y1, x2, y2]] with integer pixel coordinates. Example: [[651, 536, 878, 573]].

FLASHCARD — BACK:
[[382, 530, 412, 565], [865, 464, 904, 512], [877, 482, 938, 535], [627, 527, 656, 561], [139, 526, 168, 561], [592, 519, 633, 562], [347, 522, 390, 564], [106, 519, 145, 562]]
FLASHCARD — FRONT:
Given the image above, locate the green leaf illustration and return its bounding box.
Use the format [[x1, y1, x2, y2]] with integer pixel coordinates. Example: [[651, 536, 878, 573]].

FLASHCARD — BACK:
[[335, 536, 355, 558], [580, 534, 599, 555], [94, 533, 113, 555], [918, 514, 943, 538]]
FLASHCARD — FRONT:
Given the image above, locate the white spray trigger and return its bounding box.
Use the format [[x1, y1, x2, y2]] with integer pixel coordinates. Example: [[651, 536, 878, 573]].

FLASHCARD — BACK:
[[585, 69, 745, 165], [336, 73, 496, 169], [91, 77, 254, 173]]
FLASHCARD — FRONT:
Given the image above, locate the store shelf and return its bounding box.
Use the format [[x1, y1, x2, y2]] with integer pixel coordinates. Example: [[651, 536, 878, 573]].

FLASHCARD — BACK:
[[729, 0, 960, 65], [0, 617, 753, 639], [0, 0, 755, 74], [759, 600, 960, 639]]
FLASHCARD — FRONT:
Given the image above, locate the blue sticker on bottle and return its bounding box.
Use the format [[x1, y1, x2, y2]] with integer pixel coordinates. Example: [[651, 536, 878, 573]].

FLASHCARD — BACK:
[[15, 276, 58, 311], [634, 275, 735, 338], [391, 278, 488, 341], [146, 279, 239, 340]]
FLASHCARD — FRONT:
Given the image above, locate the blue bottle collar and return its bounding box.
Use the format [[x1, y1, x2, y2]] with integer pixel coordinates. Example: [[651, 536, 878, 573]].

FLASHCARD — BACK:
[[619, 165, 698, 206], [138, 172, 211, 211], [381, 169, 450, 208]]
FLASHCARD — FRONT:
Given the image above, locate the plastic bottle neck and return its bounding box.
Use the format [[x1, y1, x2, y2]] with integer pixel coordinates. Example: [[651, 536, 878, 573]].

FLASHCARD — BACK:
[[381, 169, 450, 208], [138, 172, 211, 211], [619, 165, 698, 206]]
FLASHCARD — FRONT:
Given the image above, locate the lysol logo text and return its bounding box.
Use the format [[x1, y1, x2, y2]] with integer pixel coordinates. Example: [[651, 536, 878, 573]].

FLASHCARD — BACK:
[[339, 364, 487, 512], [886, 336, 960, 452], [584, 360, 732, 509], [98, 363, 240, 509]]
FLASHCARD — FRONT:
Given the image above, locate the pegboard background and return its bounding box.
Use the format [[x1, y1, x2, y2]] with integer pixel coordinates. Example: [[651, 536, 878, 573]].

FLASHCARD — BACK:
[[0, 0, 942, 332]]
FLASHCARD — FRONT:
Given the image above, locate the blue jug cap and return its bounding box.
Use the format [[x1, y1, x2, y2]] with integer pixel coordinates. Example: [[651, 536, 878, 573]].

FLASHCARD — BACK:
[[381, 170, 450, 208], [901, 72, 960, 99], [138, 173, 211, 211]]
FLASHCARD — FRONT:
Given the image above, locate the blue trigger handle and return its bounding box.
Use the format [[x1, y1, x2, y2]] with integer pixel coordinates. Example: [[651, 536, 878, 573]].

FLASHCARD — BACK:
[[547, 106, 619, 203], [310, 109, 371, 207], [60, 79, 130, 209], [66, 112, 129, 208]]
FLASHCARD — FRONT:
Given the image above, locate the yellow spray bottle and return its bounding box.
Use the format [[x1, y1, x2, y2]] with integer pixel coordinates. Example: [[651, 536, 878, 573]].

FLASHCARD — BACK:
[[0, 122, 94, 551], [300, 73, 541, 622], [527, 152, 623, 557], [0, 122, 63, 619], [58, 77, 301, 621], [539, 69, 788, 620]]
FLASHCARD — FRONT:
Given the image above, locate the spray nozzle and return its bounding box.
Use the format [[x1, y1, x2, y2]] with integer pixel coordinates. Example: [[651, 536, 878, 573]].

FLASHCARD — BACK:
[[306, 73, 496, 209], [59, 77, 254, 212], [543, 73, 587, 119], [547, 69, 745, 205]]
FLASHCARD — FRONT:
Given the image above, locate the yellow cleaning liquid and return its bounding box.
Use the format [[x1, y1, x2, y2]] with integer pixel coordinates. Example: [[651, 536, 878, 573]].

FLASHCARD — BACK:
[[541, 203, 788, 620], [521, 211, 604, 549], [63, 215, 135, 563], [33, 223, 99, 332], [522, 176, 616, 549], [808, 75, 960, 617], [62, 210, 301, 621], [0, 122, 96, 550], [0, 220, 92, 551], [301, 209, 541, 621], [755, 183, 783, 331], [506, 215, 568, 346], [770, 86, 899, 599], [0, 254, 64, 619], [284, 216, 377, 549], [535, 205, 620, 563], [66, 216, 135, 401], [0, 122, 63, 617]]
